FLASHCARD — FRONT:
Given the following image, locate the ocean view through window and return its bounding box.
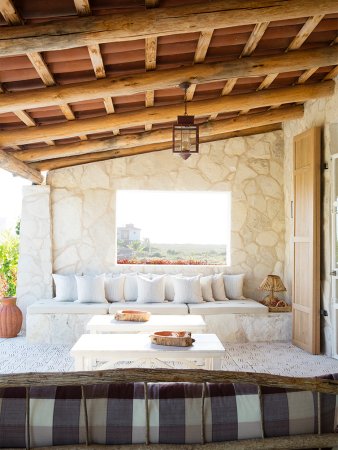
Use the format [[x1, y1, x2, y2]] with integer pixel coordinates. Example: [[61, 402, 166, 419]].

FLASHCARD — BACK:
[[116, 190, 231, 265]]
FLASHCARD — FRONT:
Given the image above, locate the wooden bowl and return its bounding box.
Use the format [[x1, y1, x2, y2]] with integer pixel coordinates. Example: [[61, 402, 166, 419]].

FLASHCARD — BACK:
[[150, 331, 195, 347], [114, 310, 151, 322]]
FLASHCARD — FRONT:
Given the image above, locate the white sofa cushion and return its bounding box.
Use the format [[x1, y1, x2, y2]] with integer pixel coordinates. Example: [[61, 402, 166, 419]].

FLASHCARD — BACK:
[[200, 275, 215, 302], [52, 274, 77, 301], [172, 275, 203, 304], [188, 299, 268, 315], [124, 273, 138, 301], [223, 274, 245, 299], [211, 273, 228, 301], [137, 275, 166, 303], [105, 274, 125, 303], [108, 301, 189, 315], [76, 274, 107, 303], [28, 300, 109, 314]]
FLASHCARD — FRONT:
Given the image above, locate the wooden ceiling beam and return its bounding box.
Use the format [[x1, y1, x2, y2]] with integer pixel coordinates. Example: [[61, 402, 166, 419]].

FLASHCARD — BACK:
[[257, 15, 325, 92], [1, 0, 337, 57], [1, 45, 337, 115], [0, 150, 43, 184], [145, 0, 159, 7], [16, 105, 302, 163], [29, 123, 282, 172], [241, 21, 270, 57], [0, 81, 332, 147], [73, 0, 91, 16], [88, 44, 106, 79], [211, 21, 268, 119], [73, 2, 118, 131], [0, 0, 22, 25], [144, 36, 158, 131], [186, 29, 214, 101], [27, 52, 55, 86], [14, 110, 36, 127], [287, 14, 324, 51]]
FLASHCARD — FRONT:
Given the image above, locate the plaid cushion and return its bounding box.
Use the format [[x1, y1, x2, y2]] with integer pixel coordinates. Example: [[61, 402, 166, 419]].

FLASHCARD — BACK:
[[30, 386, 86, 447], [0, 380, 337, 448], [204, 383, 262, 442], [318, 373, 338, 434], [84, 383, 146, 445], [0, 387, 26, 449], [261, 386, 318, 437], [148, 382, 203, 444]]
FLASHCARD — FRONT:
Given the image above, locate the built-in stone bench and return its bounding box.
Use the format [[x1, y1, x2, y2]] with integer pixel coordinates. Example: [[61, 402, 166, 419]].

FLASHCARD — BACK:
[[26, 299, 291, 346]]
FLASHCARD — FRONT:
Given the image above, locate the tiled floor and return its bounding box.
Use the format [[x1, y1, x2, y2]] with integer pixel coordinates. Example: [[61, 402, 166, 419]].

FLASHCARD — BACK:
[[1, 337, 338, 376]]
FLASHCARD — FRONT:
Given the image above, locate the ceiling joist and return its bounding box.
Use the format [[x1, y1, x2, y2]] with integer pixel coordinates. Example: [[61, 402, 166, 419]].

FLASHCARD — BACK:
[[16, 105, 303, 163], [0, 81, 332, 147], [0, 0, 22, 25], [1, 0, 337, 57], [0, 150, 42, 184], [1, 45, 337, 115]]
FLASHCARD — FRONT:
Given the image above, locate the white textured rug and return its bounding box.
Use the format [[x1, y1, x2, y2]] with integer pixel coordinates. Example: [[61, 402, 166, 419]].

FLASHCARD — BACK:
[[1, 337, 338, 376]]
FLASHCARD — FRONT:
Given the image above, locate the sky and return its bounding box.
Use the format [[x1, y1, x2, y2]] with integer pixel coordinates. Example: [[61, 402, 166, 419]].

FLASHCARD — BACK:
[[116, 190, 231, 245], [0, 169, 30, 233]]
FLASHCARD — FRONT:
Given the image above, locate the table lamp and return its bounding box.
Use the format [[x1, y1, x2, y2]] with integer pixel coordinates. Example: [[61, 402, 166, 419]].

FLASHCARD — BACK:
[[259, 274, 287, 307]]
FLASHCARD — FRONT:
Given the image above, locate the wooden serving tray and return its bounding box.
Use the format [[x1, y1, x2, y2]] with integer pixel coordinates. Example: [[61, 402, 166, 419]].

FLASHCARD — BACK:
[[114, 310, 151, 322], [150, 331, 195, 347]]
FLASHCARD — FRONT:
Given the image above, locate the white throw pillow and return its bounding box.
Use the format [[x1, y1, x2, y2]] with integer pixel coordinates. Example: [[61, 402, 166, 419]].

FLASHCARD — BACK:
[[75, 274, 107, 303], [223, 273, 245, 299], [124, 273, 138, 301], [165, 274, 181, 301], [105, 274, 125, 303], [200, 275, 215, 302], [52, 274, 77, 301], [136, 275, 166, 303], [211, 273, 228, 301], [172, 275, 203, 304]]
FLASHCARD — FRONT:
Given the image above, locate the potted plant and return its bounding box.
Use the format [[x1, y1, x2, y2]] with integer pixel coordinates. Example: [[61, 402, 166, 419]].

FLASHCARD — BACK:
[[0, 273, 22, 338]]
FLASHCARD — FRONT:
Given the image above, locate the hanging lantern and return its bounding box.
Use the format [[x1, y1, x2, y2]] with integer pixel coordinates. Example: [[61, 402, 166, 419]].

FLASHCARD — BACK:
[[173, 82, 199, 160]]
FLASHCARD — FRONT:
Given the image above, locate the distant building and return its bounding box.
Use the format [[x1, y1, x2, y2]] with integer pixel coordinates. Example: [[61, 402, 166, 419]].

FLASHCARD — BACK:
[[117, 224, 141, 243]]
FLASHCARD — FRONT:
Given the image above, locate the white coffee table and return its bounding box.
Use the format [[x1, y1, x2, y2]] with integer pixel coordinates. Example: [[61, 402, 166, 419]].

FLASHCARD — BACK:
[[86, 314, 206, 334], [71, 333, 224, 371]]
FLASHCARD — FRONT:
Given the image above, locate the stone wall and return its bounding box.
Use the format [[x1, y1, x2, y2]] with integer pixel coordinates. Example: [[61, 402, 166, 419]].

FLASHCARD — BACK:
[[16, 185, 53, 319], [45, 130, 285, 301], [283, 80, 338, 356]]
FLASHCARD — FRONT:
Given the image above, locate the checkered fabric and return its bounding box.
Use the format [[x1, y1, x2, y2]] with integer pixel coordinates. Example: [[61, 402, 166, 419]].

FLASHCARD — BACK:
[[204, 383, 262, 442], [261, 377, 338, 438], [0, 380, 337, 448], [0, 387, 26, 449], [84, 383, 146, 445], [147, 382, 203, 444]]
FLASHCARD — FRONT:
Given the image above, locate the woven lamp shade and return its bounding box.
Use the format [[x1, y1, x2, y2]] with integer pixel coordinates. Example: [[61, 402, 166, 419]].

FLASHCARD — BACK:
[[259, 275, 286, 292]]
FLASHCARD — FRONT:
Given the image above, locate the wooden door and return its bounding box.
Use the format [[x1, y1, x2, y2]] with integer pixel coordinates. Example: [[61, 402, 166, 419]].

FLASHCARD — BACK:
[[292, 127, 321, 354]]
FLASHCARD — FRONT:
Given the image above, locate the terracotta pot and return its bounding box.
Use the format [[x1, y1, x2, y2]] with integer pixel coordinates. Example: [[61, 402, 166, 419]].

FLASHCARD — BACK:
[[0, 297, 23, 338]]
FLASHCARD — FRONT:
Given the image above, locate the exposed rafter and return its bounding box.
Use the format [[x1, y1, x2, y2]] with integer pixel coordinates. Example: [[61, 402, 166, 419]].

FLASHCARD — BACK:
[[16, 105, 302, 163], [257, 15, 325, 92], [1, 1, 337, 57], [27, 52, 55, 87], [210, 21, 269, 120], [241, 22, 270, 57], [0, 150, 43, 184], [73, 0, 91, 16], [1, 46, 337, 115], [0, 0, 22, 25], [144, 36, 158, 131], [0, 82, 333, 147], [145, 0, 159, 7], [186, 29, 214, 101], [29, 124, 282, 172]]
